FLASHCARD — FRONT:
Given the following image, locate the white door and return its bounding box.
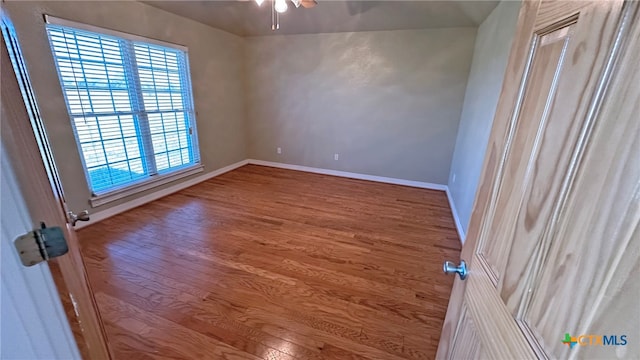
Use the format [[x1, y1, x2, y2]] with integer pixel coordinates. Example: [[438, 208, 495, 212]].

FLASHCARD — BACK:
[[0, 145, 81, 359]]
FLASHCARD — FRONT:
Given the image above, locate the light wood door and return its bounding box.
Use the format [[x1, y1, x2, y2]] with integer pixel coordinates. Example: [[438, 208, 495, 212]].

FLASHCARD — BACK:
[[1, 17, 112, 359], [437, 1, 639, 359]]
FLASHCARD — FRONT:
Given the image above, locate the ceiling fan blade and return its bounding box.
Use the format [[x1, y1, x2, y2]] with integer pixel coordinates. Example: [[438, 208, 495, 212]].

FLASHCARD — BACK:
[[300, 0, 317, 9]]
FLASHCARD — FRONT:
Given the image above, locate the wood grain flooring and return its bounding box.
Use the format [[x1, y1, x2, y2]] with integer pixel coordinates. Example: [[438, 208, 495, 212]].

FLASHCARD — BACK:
[[78, 165, 461, 359]]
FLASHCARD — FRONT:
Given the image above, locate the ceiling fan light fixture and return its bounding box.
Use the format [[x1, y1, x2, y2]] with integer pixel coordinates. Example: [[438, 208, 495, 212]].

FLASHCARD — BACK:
[[259, 0, 317, 30], [274, 0, 288, 13]]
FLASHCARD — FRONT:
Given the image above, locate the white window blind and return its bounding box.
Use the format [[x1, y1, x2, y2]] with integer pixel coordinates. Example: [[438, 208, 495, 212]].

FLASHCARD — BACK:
[[45, 20, 200, 195]]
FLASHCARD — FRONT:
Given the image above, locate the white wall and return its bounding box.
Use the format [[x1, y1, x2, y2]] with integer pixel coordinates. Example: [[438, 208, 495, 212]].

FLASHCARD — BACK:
[[5, 1, 515, 238], [447, 1, 522, 238], [246, 29, 476, 184]]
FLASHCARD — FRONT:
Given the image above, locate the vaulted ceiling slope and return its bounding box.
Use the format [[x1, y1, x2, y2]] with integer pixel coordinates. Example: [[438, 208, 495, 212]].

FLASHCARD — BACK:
[[144, 1, 499, 36]]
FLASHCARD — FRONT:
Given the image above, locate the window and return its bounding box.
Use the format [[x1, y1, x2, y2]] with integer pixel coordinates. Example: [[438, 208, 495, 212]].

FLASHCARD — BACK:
[[45, 17, 200, 200]]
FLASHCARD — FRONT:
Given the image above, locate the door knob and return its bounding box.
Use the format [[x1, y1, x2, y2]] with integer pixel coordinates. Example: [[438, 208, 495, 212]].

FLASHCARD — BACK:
[[68, 210, 90, 226], [443, 260, 468, 280]]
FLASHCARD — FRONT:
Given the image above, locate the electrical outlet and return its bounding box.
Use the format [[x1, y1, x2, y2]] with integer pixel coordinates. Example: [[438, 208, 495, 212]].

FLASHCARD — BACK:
[[277, 147, 282, 154], [334, 153, 339, 161]]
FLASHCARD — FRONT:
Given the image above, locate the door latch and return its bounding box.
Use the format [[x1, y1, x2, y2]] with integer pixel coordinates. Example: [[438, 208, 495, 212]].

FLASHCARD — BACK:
[[14, 223, 69, 266], [68, 210, 90, 226], [443, 260, 468, 280]]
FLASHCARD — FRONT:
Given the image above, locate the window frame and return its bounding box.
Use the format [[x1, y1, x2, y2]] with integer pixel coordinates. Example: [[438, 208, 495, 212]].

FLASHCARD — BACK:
[[45, 15, 202, 207]]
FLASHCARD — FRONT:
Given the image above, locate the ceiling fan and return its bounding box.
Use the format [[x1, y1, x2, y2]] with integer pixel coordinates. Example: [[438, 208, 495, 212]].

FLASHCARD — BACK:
[[254, 0, 318, 30], [255, 0, 317, 10]]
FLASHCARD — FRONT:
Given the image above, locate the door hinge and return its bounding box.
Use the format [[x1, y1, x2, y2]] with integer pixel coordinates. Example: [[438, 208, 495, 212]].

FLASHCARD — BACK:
[[14, 223, 69, 267]]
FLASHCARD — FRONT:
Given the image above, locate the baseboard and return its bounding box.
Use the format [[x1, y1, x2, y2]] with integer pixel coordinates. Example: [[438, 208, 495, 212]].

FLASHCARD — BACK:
[[247, 159, 447, 191], [75, 159, 249, 229], [249, 159, 465, 244], [445, 188, 466, 244], [77, 158, 462, 244]]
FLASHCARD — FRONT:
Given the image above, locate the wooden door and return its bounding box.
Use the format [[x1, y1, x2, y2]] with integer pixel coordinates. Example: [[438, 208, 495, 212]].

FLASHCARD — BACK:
[[437, 1, 639, 359], [1, 17, 112, 359]]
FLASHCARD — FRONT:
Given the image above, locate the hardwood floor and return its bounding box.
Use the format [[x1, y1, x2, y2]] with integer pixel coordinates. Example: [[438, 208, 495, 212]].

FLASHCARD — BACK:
[[78, 165, 461, 359]]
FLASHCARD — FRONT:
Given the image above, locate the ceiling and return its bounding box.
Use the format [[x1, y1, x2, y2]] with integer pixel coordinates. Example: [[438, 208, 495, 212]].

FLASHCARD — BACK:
[[144, 1, 499, 37]]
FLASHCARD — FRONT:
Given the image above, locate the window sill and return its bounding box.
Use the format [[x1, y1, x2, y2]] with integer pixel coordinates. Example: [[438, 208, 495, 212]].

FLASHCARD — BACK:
[[89, 164, 204, 208]]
